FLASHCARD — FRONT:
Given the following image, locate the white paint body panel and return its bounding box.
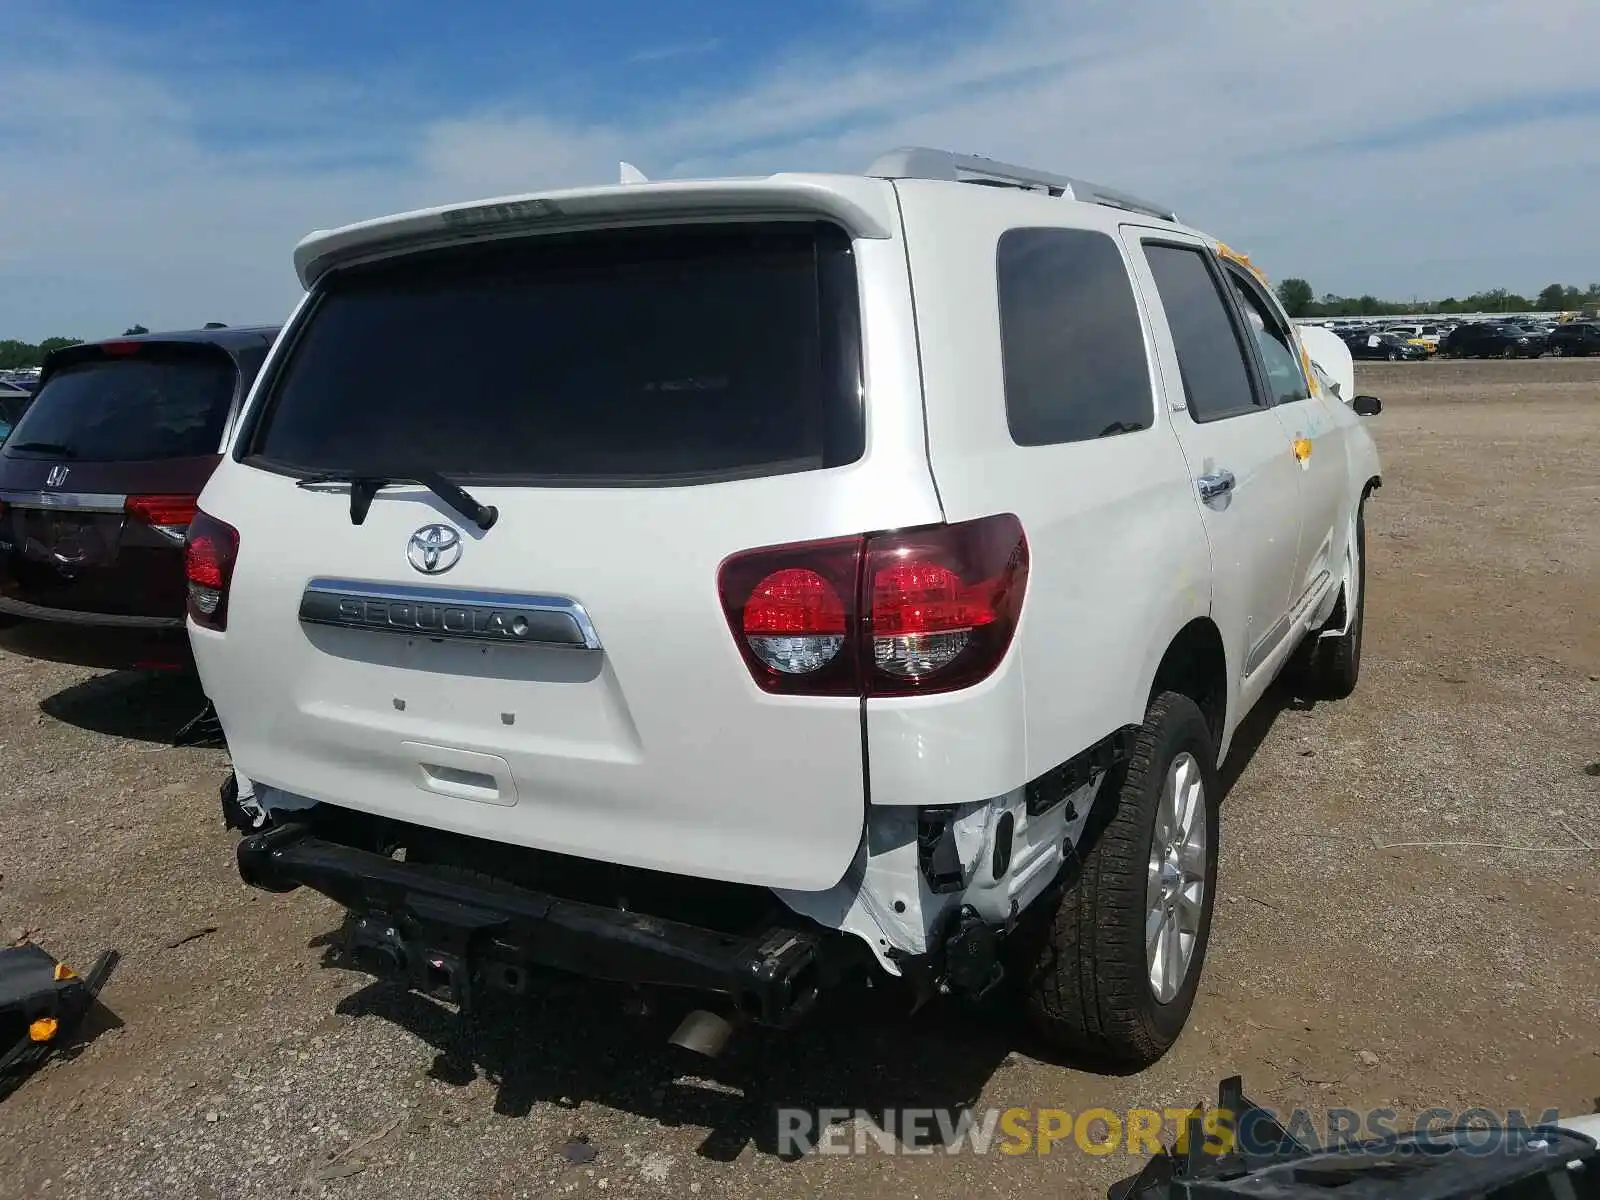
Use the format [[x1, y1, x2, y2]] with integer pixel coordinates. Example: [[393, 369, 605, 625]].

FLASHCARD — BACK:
[[877, 182, 1211, 801], [193, 168, 1382, 966]]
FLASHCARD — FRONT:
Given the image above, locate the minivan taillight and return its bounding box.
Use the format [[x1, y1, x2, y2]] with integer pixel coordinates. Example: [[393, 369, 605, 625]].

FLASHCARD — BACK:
[[126, 494, 199, 537], [184, 510, 239, 632], [717, 515, 1028, 698]]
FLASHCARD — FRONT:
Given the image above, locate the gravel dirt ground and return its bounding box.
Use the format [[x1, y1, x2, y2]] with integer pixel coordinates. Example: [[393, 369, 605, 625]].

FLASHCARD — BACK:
[[1, 358, 1596, 1199]]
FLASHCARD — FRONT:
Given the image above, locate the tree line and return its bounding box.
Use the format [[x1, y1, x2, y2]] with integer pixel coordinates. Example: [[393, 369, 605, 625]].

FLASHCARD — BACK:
[[1273, 280, 1600, 320], [0, 323, 228, 370]]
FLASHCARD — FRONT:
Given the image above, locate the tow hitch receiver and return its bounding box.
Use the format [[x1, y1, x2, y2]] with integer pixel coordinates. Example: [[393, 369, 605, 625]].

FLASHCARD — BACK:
[[238, 824, 833, 1027], [345, 911, 488, 1013]]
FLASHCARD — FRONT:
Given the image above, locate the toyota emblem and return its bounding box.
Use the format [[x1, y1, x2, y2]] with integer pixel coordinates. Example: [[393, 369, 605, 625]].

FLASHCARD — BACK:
[[406, 524, 462, 575]]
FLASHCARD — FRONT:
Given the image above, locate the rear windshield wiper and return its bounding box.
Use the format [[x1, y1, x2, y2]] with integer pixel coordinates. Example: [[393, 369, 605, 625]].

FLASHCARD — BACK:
[[8, 441, 75, 457], [294, 468, 499, 532]]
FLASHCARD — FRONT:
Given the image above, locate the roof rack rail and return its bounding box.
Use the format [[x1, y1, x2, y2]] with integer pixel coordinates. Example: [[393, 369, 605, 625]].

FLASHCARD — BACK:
[[865, 146, 1178, 224]]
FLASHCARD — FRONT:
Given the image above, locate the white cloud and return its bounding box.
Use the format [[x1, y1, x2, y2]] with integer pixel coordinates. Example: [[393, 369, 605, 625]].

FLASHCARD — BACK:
[[2, 0, 1598, 340], [627, 38, 724, 65]]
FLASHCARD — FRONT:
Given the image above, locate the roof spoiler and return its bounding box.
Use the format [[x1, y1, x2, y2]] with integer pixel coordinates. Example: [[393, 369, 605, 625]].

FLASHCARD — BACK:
[[293, 177, 896, 288]]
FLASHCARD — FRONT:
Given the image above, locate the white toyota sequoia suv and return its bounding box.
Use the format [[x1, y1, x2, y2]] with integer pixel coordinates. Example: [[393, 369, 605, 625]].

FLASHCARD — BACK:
[[188, 148, 1382, 1068]]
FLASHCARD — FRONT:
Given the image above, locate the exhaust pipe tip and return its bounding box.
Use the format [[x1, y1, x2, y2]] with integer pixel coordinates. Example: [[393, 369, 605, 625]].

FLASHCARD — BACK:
[[669, 1009, 735, 1059]]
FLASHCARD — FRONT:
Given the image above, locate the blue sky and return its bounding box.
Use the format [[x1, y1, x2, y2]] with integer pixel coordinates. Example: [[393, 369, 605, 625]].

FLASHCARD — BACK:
[[2, 0, 1598, 340]]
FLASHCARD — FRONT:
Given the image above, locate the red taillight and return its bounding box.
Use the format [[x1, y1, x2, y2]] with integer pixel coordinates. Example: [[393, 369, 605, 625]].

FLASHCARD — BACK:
[[184, 510, 239, 632], [100, 340, 141, 356], [716, 515, 1028, 697], [742, 567, 850, 677], [718, 536, 864, 696], [126, 494, 199, 530]]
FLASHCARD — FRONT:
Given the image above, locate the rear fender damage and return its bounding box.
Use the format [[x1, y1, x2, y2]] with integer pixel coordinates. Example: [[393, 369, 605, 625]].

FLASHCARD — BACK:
[[774, 762, 1116, 978]]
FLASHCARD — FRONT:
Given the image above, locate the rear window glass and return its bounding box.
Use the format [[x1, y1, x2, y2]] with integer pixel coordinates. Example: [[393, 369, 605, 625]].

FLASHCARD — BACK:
[[246, 222, 864, 484], [996, 227, 1153, 446], [5, 353, 237, 462]]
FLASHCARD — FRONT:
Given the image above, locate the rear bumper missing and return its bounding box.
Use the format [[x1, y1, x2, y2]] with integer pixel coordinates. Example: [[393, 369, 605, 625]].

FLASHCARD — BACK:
[[236, 823, 839, 1027]]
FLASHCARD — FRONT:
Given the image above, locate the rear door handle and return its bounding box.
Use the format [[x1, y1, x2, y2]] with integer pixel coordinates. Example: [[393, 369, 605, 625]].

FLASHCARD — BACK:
[[1197, 470, 1236, 502]]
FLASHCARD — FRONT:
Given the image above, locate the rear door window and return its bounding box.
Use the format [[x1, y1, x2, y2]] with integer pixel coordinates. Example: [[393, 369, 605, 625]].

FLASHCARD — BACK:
[[995, 227, 1153, 445], [5, 352, 238, 462], [245, 222, 864, 485]]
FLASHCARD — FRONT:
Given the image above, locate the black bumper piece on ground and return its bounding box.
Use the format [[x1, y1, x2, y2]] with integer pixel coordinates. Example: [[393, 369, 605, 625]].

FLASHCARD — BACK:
[[1108, 1075, 1597, 1200], [0, 942, 120, 1102], [237, 823, 832, 1027]]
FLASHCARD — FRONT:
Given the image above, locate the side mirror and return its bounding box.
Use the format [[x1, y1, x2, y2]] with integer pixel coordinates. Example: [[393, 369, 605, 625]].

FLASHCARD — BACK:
[[1352, 395, 1382, 416]]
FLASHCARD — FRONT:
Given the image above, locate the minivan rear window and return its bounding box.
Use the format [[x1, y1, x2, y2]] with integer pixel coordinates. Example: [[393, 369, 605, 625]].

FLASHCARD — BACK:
[[5, 352, 238, 462], [245, 222, 864, 485]]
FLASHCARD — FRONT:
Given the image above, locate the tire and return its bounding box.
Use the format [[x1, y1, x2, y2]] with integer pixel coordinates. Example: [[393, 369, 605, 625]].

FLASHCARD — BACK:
[[1299, 501, 1366, 700], [1386, 350, 1399, 361], [1550, 344, 1565, 357], [1018, 691, 1220, 1070]]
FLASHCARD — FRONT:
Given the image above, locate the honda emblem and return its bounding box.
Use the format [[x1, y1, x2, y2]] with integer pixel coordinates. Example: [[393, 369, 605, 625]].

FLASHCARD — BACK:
[[45, 465, 70, 489]]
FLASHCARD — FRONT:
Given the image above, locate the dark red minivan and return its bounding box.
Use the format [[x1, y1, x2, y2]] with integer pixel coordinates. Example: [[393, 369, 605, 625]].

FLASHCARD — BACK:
[[0, 327, 278, 670]]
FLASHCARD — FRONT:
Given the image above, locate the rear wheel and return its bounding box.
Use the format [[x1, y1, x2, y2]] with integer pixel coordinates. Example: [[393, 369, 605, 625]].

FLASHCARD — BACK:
[[1018, 691, 1219, 1069], [1550, 344, 1566, 357]]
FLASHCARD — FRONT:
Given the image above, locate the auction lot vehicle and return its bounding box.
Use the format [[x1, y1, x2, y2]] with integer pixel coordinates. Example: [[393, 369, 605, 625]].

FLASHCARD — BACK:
[[0, 327, 278, 669], [1345, 330, 1428, 362], [1441, 322, 1547, 359], [191, 148, 1382, 1067], [0, 380, 31, 447], [1381, 323, 1442, 353], [1545, 321, 1600, 357]]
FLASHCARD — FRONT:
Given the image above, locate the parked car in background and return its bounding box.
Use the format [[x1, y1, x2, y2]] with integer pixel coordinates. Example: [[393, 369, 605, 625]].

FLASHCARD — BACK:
[[1545, 321, 1600, 357], [0, 380, 31, 447], [1382, 323, 1443, 352], [1344, 330, 1427, 361], [0, 326, 278, 668], [1440, 322, 1546, 358]]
